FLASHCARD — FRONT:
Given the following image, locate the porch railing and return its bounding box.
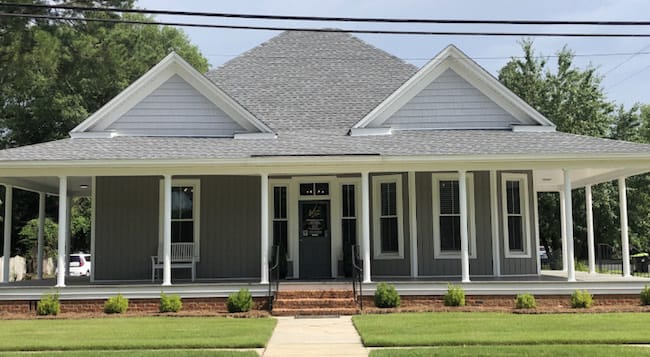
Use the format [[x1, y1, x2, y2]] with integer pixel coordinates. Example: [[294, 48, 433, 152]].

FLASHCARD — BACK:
[[351, 244, 363, 310], [267, 245, 280, 311]]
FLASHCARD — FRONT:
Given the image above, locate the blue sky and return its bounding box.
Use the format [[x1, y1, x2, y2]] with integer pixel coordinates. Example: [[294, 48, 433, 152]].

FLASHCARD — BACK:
[[139, 0, 650, 108]]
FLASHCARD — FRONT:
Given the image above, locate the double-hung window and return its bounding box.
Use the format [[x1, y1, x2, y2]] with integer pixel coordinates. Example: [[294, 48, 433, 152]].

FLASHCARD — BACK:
[[372, 175, 404, 259], [501, 173, 531, 257], [272, 186, 289, 258], [159, 179, 200, 258], [432, 173, 476, 259]]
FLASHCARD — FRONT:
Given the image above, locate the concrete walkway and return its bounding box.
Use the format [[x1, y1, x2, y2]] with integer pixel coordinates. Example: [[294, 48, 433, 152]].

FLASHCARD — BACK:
[[262, 316, 368, 356]]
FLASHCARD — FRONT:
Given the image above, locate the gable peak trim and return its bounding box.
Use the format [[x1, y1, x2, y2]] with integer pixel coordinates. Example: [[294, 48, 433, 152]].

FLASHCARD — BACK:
[[70, 52, 273, 137], [353, 44, 556, 130]]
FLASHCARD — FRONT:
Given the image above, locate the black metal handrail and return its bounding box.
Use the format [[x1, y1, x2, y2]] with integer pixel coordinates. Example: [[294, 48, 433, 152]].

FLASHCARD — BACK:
[[351, 244, 363, 310], [268, 245, 280, 311]]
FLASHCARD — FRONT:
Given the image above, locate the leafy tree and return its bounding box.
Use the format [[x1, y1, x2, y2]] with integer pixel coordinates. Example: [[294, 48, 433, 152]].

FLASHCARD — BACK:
[[16, 217, 58, 272]]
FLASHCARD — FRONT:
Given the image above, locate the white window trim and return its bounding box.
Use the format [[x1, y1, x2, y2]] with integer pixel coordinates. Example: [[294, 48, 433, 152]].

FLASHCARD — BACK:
[[270, 181, 291, 260], [158, 178, 201, 260], [372, 174, 404, 260], [432, 173, 477, 259], [501, 173, 532, 258]]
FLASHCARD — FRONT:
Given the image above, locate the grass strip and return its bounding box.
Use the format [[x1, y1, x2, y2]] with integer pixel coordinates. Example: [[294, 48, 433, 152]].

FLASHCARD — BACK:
[[0, 350, 258, 357], [353, 312, 650, 346], [370, 345, 650, 357], [0, 317, 276, 351]]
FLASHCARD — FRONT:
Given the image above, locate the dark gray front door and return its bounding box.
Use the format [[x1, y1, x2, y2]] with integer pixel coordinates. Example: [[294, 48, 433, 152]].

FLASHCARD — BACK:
[[299, 200, 331, 278]]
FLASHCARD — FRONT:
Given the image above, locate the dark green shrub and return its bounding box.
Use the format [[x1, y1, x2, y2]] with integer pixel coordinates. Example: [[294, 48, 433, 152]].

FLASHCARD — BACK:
[[444, 284, 465, 307], [37, 291, 60, 316], [159, 293, 182, 313], [640, 285, 650, 306], [373, 282, 401, 308], [570, 290, 593, 308], [227, 288, 253, 313], [104, 294, 129, 314], [515, 293, 536, 309]]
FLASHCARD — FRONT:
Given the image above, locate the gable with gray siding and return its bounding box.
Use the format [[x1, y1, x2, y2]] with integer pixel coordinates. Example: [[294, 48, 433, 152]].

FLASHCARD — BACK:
[[104, 75, 247, 136], [379, 69, 534, 130]]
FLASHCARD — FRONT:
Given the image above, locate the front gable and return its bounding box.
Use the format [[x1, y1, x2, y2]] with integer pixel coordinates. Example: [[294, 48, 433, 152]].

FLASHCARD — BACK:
[[70, 53, 274, 138], [352, 45, 555, 135]]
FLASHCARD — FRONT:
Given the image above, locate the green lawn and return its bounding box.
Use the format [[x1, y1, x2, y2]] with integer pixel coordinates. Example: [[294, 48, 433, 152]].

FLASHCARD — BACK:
[[0, 351, 257, 357], [371, 345, 650, 357], [0, 317, 276, 351], [353, 312, 650, 346]]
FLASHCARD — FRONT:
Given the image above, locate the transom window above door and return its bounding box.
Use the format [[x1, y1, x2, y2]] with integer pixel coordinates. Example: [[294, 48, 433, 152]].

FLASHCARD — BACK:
[[300, 183, 329, 196]]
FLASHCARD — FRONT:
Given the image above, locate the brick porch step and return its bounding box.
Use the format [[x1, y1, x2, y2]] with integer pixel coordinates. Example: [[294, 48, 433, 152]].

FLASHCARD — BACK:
[[271, 290, 359, 316]]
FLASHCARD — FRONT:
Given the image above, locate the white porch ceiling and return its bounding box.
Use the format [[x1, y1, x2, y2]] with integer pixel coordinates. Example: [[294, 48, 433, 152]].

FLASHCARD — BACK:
[[0, 176, 92, 196]]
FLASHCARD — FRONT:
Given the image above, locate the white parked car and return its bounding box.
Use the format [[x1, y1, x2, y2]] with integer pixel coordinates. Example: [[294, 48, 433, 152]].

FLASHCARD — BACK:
[[69, 253, 91, 277]]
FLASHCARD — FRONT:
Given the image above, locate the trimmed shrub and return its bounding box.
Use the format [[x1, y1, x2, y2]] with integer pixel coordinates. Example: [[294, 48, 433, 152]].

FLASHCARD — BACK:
[[575, 260, 588, 272], [444, 284, 466, 307], [641, 285, 650, 306], [373, 282, 401, 308], [227, 288, 253, 313], [570, 289, 593, 308], [515, 293, 537, 309], [104, 294, 129, 314], [159, 293, 182, 313], [37, 291, 60, 316]]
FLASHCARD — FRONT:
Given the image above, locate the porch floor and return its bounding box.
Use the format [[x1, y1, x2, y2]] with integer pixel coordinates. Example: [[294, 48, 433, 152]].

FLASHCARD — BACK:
[[1, 270, 647, 301]]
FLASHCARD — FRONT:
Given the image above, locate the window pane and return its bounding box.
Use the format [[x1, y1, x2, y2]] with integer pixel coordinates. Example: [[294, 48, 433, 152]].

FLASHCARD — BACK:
[[300, 183, 314, 195], [273, 186, 287, 219], [342, 184, 355, 218], [380, 217, 398, 253], [315, 182, 329, 195], [508, 216, 524, 251], [380, 182, 397, 216], [506, 181, 521, 214], [440, 215, 461, 251], [172, 221, 194, 243], [172, 186, 193, 219], [439, 180, 459, 215], [273, 221, 288, 255]]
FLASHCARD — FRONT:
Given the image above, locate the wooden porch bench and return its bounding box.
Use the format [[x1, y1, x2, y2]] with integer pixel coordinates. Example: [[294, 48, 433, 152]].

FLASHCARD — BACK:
[[151, 242, 196, 282]]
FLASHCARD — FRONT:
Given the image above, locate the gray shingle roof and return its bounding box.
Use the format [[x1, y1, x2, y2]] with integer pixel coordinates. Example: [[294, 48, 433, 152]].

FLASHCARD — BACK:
[[1, 31, 650, 163], [207, 31, 418, 134], [1, 130, 649, 161]]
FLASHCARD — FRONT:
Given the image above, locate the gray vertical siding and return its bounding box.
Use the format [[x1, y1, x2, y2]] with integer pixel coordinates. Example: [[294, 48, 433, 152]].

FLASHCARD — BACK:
[[197, 175, 261, 278], [95, 176, 160, 281], [369, 173, 411, 276], [499, 171, 538, 275], [380, 69, 534, 129], [104, 75, 247, 136], [416, 171, 494, 276]]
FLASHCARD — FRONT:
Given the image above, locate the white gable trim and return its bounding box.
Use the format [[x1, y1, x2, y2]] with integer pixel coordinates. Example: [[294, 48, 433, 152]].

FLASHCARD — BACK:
[[354, 45, 556, 130], [70, 52, 273, 136]]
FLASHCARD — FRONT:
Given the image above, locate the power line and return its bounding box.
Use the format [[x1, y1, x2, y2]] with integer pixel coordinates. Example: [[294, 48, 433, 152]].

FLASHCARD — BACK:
[[3, 2, 650, 27], [609, 63, 650, 89], [3, 12, 650, 38], [602, 43, 650, 76]]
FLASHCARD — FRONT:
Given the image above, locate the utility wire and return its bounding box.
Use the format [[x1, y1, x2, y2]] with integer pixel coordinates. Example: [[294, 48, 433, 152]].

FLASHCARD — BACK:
[[2, 2, 650, 26], [2, 12, 650, 38], [609, 63, 650, 89], [602, 43, 650, 76]]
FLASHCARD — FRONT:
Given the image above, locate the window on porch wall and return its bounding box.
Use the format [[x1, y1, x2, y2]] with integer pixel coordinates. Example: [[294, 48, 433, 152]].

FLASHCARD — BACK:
[[171, 186, 194, 243], [272, 186, 288, 257], [432, 173, 476, 259], [502, 173, 530, 257], [342, 184, 357, 274], [380, 182, 399, 253], [439, 180, 461, 251]]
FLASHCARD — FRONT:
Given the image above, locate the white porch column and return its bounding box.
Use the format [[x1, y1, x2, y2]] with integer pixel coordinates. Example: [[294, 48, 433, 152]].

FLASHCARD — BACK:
[[559, 190, 568, 272], [37, 192, 45, 279], [260, 173, 269, 284], [56, 177, 67, 287], [489, 170, 501, 276], [585, 184, 596, 274], [65, 196, 72, 276], [408, 171, 418, 277], [162, 174, 172, 286], [619, 177, 631, 277], [563, 169, 576, 282], [361, 171, 372, 283], [459, 170, 470, 283], [2, 185, 12, 283]]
